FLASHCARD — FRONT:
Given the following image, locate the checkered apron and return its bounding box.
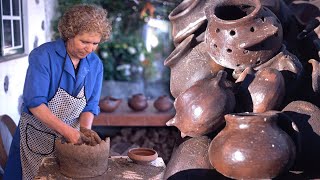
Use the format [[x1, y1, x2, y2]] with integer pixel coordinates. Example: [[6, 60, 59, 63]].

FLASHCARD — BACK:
[[19, 84, 87, 180]]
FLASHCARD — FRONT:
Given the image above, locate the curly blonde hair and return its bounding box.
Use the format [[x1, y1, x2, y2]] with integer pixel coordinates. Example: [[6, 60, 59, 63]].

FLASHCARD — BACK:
[[58, 4, 112, 42]]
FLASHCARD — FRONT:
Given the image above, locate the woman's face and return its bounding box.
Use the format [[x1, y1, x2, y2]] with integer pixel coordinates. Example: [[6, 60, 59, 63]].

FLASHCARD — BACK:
[[66, 32, 101, 60]]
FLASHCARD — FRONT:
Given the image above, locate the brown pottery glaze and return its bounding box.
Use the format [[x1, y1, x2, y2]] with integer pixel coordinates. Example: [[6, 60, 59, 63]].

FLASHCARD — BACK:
[[55, 137, 110, 178], [236, 67, 285, 113], [166, 70, 235, 137], [208, 111, 296, 179], [164, 136, 212, 180], [127, 148, 158, 165], [153, 95, 173, 112], [205, 0, 283, 70], [164, 34, 224, 98], [169, 0, 208, 45], [128, 93, 148, 111], [99, 96, 122, 112]]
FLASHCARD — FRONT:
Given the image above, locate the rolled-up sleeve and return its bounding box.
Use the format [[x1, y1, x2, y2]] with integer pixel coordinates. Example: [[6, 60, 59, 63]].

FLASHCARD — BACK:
[[23, 48, 50, 109]]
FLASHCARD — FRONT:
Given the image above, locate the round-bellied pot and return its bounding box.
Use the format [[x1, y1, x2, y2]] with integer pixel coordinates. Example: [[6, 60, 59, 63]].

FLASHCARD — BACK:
[[153, 95, 174, 112], [128, 93, 148, 111], [205, 0, 283, 70], [208, 111, 296, 179], [99, 96, 122, 112]]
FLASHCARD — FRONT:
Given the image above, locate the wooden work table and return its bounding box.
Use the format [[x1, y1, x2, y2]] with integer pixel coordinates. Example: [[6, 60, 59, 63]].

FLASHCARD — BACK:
[[93, 100, 175, 127], [35, 156, 166, 180]]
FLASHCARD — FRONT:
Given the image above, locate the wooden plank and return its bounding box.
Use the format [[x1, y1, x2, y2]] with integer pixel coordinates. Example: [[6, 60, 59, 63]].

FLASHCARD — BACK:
[[93, 100, 175, 127]]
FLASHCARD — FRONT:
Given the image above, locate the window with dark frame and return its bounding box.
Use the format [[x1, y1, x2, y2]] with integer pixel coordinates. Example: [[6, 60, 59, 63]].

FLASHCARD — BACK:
[[0, 0, 24, 57]]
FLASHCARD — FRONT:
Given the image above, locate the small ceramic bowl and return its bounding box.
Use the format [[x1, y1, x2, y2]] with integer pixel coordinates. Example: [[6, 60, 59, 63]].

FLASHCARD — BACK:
[[127, 148, 158, 165]]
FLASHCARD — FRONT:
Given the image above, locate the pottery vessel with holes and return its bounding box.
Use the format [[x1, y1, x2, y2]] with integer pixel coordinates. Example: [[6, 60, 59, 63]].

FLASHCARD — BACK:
[[209, 111, 296, 179], [164, 34, 224, 98], [166, 71, 235, 137], [169, 0, 208, 46], [204, 0, 283, 70]]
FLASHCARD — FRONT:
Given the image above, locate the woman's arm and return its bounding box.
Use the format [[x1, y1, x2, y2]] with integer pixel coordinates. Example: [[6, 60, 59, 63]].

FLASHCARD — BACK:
[[79, 111, 94, 129], [29, 104, 81, 144]]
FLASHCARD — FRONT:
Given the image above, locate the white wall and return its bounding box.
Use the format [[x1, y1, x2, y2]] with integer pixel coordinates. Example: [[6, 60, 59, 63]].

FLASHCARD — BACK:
[[0, 0, 57, 125]]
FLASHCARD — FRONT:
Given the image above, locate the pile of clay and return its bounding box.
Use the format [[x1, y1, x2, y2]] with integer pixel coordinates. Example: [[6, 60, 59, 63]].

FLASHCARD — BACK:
[[55, 130, 110, 178]]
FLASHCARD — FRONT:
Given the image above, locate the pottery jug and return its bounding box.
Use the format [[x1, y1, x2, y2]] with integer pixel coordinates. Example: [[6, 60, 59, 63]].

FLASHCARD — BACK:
[[205, 0, 283, 70], [236, 67, 285, 113], [99, 96, 122, 112], [128, 93, 148, 111], [208, 111, 296, 179], [164, 34, 224, 98], [153, 95, 173, 112], [169, 0, 208, 45], [166, 70, 235, 137]]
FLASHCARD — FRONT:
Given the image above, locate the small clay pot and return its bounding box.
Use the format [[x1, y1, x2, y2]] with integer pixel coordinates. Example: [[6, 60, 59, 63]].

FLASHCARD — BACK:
[[55, 137, 110, 178], [153, 95, 173, 112], [205, 0, 283, 69], [169, 0, 208, 45], [127, 148, 158, 165], [128, 94, 148, 111], [166, 70, 235, 137], [209, 111, 296, 179], [99, 96, 122, 112]]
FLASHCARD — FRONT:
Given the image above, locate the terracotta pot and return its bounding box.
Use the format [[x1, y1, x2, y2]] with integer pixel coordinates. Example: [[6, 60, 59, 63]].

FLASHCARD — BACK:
[[55, 137, 110, 178], [166, 70, 235, 137], [209, 111, 296, 179], [169, 0, 208, 45], [99, 96, 122, 112], [127, 148, 158, 165], [164, 136, 212, 179], [205, 0, 283, 70], [128, 93, 148, 111], [236, 67, 285, 113], [153, 95, 173, 112], [164, 34, 224, 98]]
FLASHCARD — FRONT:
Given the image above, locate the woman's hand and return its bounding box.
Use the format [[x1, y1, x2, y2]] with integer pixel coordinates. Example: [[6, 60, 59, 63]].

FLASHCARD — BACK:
[[62, 126, 81, 144]]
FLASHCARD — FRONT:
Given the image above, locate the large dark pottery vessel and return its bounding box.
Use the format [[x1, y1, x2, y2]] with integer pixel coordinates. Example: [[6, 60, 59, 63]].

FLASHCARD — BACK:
[[166, 71, 235, 137], [208, 111, 296, 179]]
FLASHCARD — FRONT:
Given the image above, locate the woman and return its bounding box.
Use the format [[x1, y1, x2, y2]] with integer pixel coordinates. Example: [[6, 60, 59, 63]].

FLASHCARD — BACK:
[[4, 4, 111, 180]]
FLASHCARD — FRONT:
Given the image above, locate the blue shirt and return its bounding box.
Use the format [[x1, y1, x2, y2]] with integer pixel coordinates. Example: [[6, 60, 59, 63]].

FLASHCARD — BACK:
[[22, 38, 103, 115]]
